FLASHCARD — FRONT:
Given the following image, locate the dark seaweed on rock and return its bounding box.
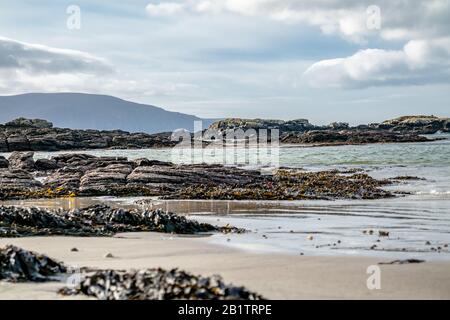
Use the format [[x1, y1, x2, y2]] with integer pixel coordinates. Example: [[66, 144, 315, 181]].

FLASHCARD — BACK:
[[163, 170, 393, 201], [0, 245, 66, 282], [0, 205, 244, 237], [59, 268, 263, 300], [0, 245, 264, 299]]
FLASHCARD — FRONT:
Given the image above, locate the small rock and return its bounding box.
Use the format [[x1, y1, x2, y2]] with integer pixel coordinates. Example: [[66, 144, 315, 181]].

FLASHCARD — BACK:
[[378, 230, 389, 237], [379, 259, 425, 265], [104, 253, 114, 258], [70, 248, 79, 252], [306, 235, 314, 241]]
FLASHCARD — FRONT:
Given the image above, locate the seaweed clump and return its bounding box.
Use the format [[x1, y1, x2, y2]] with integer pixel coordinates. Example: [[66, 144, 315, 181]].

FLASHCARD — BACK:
[[59, 268, 263, 300], [0, 205, 245, 237], [0, 245, 66, 282]]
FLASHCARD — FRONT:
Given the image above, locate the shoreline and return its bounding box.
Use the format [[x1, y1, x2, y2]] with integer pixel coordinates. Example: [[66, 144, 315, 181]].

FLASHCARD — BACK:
[[2, 195, 449, 261], [1, 232, 449, 300]]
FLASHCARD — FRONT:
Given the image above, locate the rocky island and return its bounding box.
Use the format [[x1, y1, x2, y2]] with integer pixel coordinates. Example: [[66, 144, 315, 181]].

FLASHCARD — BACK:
[[209, 115, 449, 146], [0, 115, 448, 152], [0, 118, 176, 152]]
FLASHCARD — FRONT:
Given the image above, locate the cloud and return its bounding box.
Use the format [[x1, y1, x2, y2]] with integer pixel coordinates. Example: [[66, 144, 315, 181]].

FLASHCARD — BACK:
[[146, 2, 185, 16], [144, 0, 450, 43], [0, 36, 114, 94], [0, 36, 112, 74], [303, 38, 450, 88]]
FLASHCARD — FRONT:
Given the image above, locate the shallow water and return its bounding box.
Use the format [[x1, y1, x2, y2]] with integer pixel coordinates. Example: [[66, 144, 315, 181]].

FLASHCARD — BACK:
[[1, 135, 450, 260]]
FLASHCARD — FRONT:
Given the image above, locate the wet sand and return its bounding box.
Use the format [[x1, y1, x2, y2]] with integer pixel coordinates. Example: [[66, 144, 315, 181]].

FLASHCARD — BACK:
[[1, 232, 449, 300]]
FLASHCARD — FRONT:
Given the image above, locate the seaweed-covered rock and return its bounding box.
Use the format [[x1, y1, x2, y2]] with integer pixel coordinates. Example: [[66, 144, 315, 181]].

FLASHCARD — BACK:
[[0, 245, 263, 299], [164, 170, 393, 201], [0, 205, 244, 237], [59, 268, 263, 300], [0, 245, 66, 282]]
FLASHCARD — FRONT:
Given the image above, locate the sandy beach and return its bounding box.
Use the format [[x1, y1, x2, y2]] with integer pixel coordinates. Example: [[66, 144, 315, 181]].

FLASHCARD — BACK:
[[1, 232, 449, 300]]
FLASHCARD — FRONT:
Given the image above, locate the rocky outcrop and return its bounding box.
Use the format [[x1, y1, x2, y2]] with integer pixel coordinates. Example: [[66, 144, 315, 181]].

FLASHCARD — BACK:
[[0, 153, 395, 201], [0, 116, 446, 152], [0, 118, 177, 152], [280, 130, 430, 145], [371, 115, 450, 134], [209, 118, 313, 134], [207, 116, 446, 145], [5, 118, 53, 129]]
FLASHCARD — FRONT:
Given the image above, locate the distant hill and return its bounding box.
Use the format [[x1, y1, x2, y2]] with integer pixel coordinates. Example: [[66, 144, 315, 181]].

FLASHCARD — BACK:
[[0, 93, 213, 133]]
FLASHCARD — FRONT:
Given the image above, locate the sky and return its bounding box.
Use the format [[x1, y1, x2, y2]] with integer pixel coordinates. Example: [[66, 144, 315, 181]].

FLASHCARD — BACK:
[[0, 0, 449, 125]]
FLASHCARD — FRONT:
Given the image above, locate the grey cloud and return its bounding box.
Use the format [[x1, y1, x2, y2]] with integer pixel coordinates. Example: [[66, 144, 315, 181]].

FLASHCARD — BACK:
[[0, 36, 112, 75]]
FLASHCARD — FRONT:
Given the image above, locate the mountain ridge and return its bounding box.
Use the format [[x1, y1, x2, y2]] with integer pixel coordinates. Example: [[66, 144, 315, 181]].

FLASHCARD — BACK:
[[0, 92, 212, 133]]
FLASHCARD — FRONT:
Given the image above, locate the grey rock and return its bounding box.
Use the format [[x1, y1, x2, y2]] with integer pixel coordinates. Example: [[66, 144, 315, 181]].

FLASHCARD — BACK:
[[5, 118, 53, 128], [6, 135, 30, 151], [0, 156, 8, 168], [79, 164, 133, 194], [8, 152, 36, 171], [35, 158, 59, 171], [0, 169, 42, 189]]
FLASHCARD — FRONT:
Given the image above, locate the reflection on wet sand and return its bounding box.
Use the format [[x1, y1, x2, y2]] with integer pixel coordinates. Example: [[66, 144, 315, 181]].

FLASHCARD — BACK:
[[1, 196, 449, 260]]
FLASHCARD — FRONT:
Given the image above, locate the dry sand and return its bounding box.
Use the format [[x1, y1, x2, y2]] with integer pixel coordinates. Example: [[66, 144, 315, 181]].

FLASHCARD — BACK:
[[1, 232, 449, 300]]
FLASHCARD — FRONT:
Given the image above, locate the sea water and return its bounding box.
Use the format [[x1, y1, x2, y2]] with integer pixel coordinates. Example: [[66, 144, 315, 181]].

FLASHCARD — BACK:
[[2, 134, 450, 260]]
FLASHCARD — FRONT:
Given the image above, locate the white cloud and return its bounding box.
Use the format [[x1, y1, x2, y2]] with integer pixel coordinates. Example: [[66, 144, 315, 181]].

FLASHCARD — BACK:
[[0, 36, 116, 94], [0, 36, 204, 101], [145, 0, 450, 43], [146, 2, 185, 16], [0, 36, 112, 74], [303, 38, 450, 88]]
